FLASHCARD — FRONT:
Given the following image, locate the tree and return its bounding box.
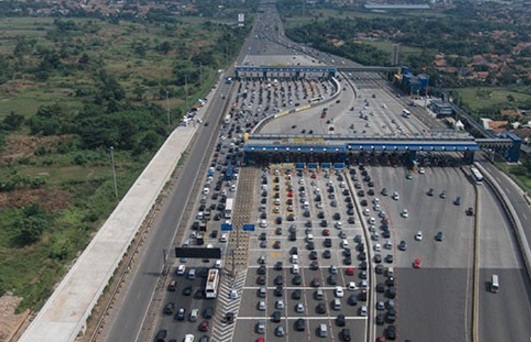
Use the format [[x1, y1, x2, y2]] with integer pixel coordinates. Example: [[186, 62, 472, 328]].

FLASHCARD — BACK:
[[2, 111, 25, 131]]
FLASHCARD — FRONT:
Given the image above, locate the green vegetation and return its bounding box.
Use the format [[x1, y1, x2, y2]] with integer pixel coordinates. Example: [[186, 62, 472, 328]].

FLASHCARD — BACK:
[[0, 12, 250, 311], [452, 87, 531, 117]]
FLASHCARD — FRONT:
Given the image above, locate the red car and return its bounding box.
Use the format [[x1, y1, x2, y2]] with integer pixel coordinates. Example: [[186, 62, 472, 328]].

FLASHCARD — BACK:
[[256, 339, 265, 342], [345, 267, 354, 276], [414, 258, 422, 269], [311, 173, 317, 179], [322, 229, 330, 236], [287, 191, 293, 198], [199, 320, 209, 332]]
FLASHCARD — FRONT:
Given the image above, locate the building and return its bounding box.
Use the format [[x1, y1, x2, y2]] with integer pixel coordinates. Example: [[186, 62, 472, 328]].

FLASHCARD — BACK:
[[429, 101, 453, 118]]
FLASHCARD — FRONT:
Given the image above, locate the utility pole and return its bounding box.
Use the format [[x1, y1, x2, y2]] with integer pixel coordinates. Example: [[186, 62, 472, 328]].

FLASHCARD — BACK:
[[166, 90, 170, 126], [184, 75, 188, 109], [110, 146, 118, 199]]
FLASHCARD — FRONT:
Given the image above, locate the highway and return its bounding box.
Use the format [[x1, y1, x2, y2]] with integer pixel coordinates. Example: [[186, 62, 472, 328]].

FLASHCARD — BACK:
[[103, 2, 531, 342], [103, 76, 232, 342]]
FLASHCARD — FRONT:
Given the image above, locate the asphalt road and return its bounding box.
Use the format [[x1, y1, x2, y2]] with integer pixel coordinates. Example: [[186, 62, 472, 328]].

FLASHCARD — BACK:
[[104, 77, 231, 342]]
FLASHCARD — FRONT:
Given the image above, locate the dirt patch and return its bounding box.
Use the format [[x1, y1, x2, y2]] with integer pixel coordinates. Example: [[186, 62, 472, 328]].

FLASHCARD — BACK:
[[0, 295, 29, 342], [0, 188, 71, 211], [1, 134, 75, 164]]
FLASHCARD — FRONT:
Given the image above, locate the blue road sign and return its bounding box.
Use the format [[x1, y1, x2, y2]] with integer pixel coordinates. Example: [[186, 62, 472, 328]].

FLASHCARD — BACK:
[[321, 163, 331, 169], [243, 224, 255, 231], [221, 224, 233, 231], [295, 163, 305, 170], [334, 163, 345, 169], [308, 163, 318, 169]]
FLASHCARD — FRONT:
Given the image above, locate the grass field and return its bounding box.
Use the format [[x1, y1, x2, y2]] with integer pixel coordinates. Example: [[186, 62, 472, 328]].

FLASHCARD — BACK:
[[455, 87, 531, 112], [0, 14, 234, 313]]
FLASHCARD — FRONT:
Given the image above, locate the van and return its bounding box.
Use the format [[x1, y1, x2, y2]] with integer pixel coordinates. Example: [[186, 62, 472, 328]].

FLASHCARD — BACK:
[[167, 280, 176, 292], [341, 239, 350, 249], [318, 323, 328, 337], [491, 274, 499, 293], [333, 298, 341, 310], [291, 265, 300, 274], [187, 268, 196, 280]]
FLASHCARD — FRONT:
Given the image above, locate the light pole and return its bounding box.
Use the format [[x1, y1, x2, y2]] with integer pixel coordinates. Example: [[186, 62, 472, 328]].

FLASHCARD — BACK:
[[110, 146, 118, 199], [166, 90, 170, 126], [184, 75, 188, 109]]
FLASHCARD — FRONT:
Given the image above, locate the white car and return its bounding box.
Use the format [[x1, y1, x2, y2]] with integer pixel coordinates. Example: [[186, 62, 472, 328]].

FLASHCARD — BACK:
[[347, 281, 357, 291], [276, 300, 285, 309], [176, 265, 186, 275], [295, 303, 305, 313], [229, 289, 238, 299], [374, 243, 381, 252], [402, 209, 409, 218], [419, 167, 425, 174], [258, 301, 266, 311], [359, 305, 368, 317], [392, 192, 400, 200], [335, 286, 344, 298], [259, 220, 267, 228], [415, 231, 423, 241], [219, 233, 228, 243]]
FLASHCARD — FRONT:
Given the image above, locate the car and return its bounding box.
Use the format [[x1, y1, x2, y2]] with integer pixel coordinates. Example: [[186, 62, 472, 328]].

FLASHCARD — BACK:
[[466, 207, 474, 216], [310, 261, 319, 270], [359, 305, 368, 316], [328, 274, 338, 285], [322, 229, 330, 236], [338, 328, 351, 342], [415, 231, 423, 241], [275, 227, 283, 235], [323, 250, 331, 259], [257, 275, 266, 285], [309, 251, 318, 260], [427, 188, 434, 196], [346, 267, 354, 276], [359, 270, 367, 279], [257, 265, 266, 275], [292, 275, 302, 285], [376, 314, 385, 325], [273, 241, 281, 249], [354, 234, 362, 243], [324, 238, 332, 248], [376, 283, 385, 293], [176, 265, 186, 275], [164, 302, 175, 315], [271, 311, 281, 323], [275, 325, 285, 337], [398, 240, 407, 251], [295, 303, 305, 313], [414, 258, 422, 268], [229, 289, 238, 299], [295, 318, 306, 331], [347, 281, 357, 291], [176, 308, 186, 321], [386, 325, 397, 340], [347, 294, 358, 306], [401, 209, 409, 218], [316, 303, 327, 314], [274, 275, 284, 286], [199, 320, 209, 332], [292, 289, 302, 300], [440, 190, 447, 199], [336, 314, 346, 326], [375, 264, 384, 274], [374, 254, 382, 263], [454, 196, 461, 205], [435, 231, 444, 241], [385, 254, 393, 263], [335, 286, 344, 298], [203, 307, 214, 319], [182, 286, 193, 296], [273, 286, 283, 297]]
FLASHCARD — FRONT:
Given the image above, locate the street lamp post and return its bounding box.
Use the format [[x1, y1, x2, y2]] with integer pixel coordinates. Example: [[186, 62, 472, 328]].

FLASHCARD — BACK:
[[166, 90, 170, 126], [110, 146, 118, 199]]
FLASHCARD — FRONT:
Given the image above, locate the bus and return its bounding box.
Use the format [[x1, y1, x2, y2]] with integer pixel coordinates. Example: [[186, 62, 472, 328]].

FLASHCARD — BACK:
[[225, 164, 234, 181], [225, 198, 234, 218], [402, 109, 411, 118], [204, 268, 220, 299], [470, 167, 483, 184]]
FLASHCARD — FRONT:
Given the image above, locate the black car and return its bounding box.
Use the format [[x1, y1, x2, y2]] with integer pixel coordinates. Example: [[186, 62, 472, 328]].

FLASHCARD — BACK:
[[258, 265, 266, 275], [333, 212, 341, 220], [182, 286, 193, 296], [336, 314, 346, 326], [386, 325, 397, 340], [194, 289, 203, 299], [175, 308, 186, 321], [203, 307, 214, 319], [341, 328, 351, 341], [310, 261, 319, 270], [292, 289, 302, 300], [309, 251, 318, 260], [316, 303, 327, 314], [324, 238, 332, 248], [274, 275, 284, 286], [328, 274, 338, 285], [376, 314, 385, 325], [348, 216, 355, 224], [257, 275, 266, 285], [323, 250, 331, 259], [295, 318, 305, 331], [274, 286, 283, 297], [163, 302, 175, 315], [375, 264, 384, 274], [307, 242, 315, 250], [427, 188, 434, 196], [385, 254, 394, 263], [343, 257, 352, 265], [436, 231, 444, 241], [272, 311, 281, 322], [292, 275, 302, 285]]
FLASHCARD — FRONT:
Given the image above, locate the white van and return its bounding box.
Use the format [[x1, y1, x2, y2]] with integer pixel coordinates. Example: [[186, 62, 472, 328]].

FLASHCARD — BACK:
[[187, 268, 196, 280], [291, 264, 300, 274], [491, 274, 499, 293], [341, 239, 350, 249], [318, 323, 328, 337]]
